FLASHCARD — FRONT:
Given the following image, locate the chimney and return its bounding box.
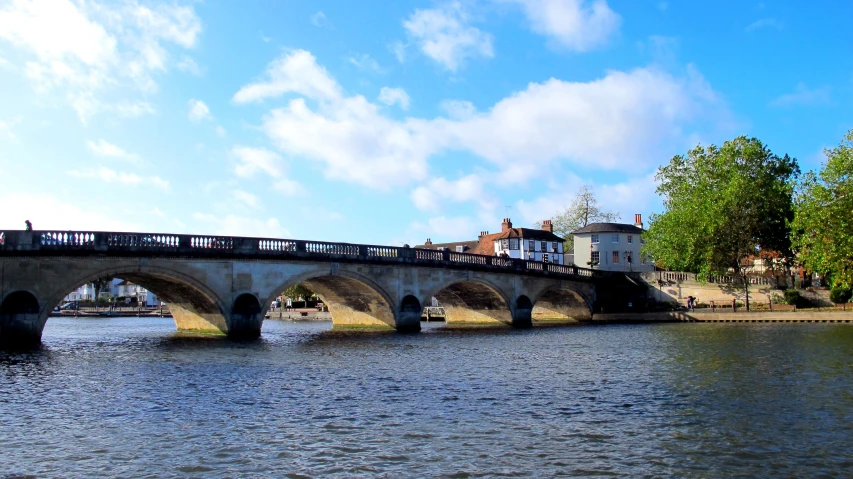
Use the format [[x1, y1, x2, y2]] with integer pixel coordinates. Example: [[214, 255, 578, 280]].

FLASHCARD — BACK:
[[501, 218, 513, 232], [542, 219, 553, 233], [634, 214, 643, 229], [478, 231, 489, 240], [425, 238, 432, 245]]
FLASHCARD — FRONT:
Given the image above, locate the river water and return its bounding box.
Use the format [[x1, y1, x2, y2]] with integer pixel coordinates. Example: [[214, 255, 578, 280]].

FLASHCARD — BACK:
[[2, 318, 852, 478]]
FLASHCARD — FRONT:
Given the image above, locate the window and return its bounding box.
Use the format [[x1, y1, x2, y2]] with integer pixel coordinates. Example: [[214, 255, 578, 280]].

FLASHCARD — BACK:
[[612, 251, 619, 263], [626, 252, 633, 264], [528, 240, 535, 251], [455, 245, 465, 253], [500, 239, 509, 250], [509, 238, 519, 250], [612, 234, 619, 243], [591, 234, 599, 244], [542, 253, 549, 263], [627, 235, 633, 244], [591, 251, 600, 264], [551, 242, 558, 252], [540, 241, 547, 252]]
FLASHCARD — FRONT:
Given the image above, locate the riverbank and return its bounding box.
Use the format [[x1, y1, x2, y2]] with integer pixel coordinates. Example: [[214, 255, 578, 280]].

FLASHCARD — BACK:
[[591, 310, 853, 324]]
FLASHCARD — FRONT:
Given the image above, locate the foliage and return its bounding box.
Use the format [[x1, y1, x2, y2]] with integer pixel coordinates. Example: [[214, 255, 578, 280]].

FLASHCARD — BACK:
[[642, 136, 799, 310], [791, 129, 853, 290], [283, 283, 314, 300], [784, 289, 800, 305], [542, 185, 619, 249], [92, 277, 112, 300], [830, 287, 852, 304]]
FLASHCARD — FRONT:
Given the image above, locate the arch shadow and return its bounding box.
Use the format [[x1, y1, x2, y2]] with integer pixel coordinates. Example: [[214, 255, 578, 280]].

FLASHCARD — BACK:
[[0, 290, 42, 348], [532, 286, 593, 323], [265, 270, 399, 331], [424, 278, 513, 327], [46, 265, 231, 336]]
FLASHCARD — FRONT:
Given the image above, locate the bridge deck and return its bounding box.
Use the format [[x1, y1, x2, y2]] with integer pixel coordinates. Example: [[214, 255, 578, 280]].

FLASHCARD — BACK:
[[0, 230, 608, 282]]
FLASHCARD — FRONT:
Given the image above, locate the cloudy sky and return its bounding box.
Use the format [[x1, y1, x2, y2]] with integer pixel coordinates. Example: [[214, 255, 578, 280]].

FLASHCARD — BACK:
[[0, 0, 850, 245]]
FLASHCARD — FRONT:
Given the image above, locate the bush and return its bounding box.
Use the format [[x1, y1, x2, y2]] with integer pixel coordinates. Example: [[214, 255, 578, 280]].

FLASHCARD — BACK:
[[830, 287, 852, 304], [784, 289, 800, 305]]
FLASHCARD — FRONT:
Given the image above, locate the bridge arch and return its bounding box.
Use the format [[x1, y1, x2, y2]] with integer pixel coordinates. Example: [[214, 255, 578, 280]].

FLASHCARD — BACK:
[[0, 290, 42, 348], [264, 269, 403, 331], [45, 264, 232, 336], [424, 277, 514, 327], [531, 285, 593, 323]]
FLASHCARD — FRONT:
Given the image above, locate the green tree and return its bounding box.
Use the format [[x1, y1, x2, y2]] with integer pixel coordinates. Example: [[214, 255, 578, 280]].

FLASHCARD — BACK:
[[283, 283, 314, 300], [643, 136, 799, 311], [92, 277, 112, 301], [792, 129, 853, 289], [544, 185, 619, 249]]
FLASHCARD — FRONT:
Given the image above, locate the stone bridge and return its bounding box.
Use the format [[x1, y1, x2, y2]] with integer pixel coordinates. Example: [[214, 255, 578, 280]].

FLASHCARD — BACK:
[[0, 230, 615, 347]]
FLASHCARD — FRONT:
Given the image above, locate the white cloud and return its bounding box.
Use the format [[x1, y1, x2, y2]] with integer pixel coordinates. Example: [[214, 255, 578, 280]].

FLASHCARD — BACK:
[[746, 17, 782, 31], [232, 49, 341, 104], [503, 0, 620, 52], [177, 55, 200, 75], [68, 167, 168, 190], [233, 190, 261, 209], [378, 87, 410, 110], [240, 51, 727, 191], [215, 125, 226, 136], [0, 117, 22, 141], [410, 174, 493, 211], [0, 0, 201, 122], [770, 83, 831, 107], [514, 173, 660, 227], [389, 41, 407, 63], [113, 101, 156, 118], [86, 139, 139, 162], [187, 98, 212, 122], [0, 192, 144, 231], [440, 99, 477, 119], [192, 213, 290, 238], [273, 178, 307, 197], [402, 2, 494, 71], [348, 53, 383, 73], [232, 146, 284, 178], [310, 11, 330, 28]]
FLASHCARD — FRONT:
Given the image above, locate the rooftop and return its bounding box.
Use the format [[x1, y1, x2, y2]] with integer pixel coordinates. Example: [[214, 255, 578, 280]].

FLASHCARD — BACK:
[[571, 223, 645, 235]]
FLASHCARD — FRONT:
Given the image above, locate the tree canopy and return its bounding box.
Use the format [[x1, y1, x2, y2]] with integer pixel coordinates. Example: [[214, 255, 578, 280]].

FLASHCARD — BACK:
[[792, 129, 853, 289], [282, 283, 314, 300], [545, 185, 619, 249], [642, 136, 799, 309]]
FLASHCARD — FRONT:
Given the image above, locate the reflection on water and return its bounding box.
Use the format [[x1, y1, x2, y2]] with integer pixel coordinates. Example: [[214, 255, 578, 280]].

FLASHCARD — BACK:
[[2, 317, 852, 477]]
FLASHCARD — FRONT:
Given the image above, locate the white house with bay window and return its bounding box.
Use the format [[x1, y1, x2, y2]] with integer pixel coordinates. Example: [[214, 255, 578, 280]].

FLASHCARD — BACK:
[[571, 214, 653, 272]]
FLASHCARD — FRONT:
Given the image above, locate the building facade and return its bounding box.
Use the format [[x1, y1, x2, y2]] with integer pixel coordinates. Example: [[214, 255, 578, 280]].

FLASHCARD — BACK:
[[571, 214, 653, 273], [416, 218, 566, 265]]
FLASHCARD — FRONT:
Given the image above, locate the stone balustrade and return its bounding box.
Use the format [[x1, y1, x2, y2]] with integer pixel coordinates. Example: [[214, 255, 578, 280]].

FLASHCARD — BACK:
[[0, 230, 607, 282]]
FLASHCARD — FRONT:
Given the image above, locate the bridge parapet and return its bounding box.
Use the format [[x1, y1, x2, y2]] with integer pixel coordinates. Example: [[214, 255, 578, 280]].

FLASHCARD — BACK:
[[0, 230, 609, 282]]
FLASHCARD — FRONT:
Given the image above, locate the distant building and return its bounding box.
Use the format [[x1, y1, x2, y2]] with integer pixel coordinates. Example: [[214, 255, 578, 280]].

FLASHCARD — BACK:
[[571, 214, 653, 272], [415, 218, 567, 265]]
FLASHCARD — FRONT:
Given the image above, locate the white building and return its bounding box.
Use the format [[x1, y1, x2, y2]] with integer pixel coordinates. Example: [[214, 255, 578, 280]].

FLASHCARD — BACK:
[[491, 219, 566, 264], [571, 214, 654, 272]]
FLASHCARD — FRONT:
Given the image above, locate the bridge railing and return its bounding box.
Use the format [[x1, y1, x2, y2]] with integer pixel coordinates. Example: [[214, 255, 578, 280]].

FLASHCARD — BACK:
[[0, 230, 607, 281]]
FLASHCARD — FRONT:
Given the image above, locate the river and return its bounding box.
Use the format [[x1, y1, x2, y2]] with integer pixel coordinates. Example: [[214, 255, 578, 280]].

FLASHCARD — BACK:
[[2, 317, 852, 477]]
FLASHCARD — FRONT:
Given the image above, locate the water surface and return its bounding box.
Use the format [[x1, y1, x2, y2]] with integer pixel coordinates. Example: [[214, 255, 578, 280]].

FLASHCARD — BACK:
[[2, 317, 852, 477]]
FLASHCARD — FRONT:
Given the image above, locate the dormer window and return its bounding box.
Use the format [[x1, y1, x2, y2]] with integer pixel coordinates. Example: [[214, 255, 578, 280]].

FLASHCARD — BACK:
[[456, 245, 465, 253]]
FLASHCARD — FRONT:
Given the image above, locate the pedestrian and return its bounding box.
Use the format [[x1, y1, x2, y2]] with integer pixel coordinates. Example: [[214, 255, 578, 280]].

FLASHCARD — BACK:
[[687, 295, 695, 312], [286, 297, 292, 311], [24, 220, 32, 231]]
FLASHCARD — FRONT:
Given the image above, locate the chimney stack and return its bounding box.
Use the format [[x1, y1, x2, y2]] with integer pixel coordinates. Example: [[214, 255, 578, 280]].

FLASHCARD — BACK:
[[634, 214, 643, 229], [478, 231, 489, 240], [501, 218, 513, 232], [542, 219, 553, 233], [425, 238, 432, 245]]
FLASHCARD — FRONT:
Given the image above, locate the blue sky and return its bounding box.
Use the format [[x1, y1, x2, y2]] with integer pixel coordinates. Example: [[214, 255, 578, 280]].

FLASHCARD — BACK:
[[0, 0, 850, 246]]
